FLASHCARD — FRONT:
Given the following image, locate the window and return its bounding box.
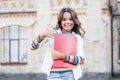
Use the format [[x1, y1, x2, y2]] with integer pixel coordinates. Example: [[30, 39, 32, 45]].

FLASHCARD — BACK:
[[0, 25, 29, 64]]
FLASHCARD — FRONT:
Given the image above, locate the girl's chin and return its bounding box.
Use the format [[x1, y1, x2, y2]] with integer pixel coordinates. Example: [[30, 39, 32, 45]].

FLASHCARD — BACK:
[[65, 28, 72, 30], [64, 27, 72, 29], [62, 29, 72, 33]]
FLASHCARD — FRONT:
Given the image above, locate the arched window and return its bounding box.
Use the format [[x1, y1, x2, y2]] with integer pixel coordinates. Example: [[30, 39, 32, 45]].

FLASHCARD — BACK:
[[0, 25, 28, 64]]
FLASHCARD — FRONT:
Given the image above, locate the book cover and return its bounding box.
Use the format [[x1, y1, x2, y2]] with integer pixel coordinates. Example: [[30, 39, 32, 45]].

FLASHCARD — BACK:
[[53, 33, 77, 68]]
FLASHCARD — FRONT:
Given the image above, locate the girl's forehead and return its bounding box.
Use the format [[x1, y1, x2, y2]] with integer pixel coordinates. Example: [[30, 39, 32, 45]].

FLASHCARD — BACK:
[[63, 12, 72, 17]]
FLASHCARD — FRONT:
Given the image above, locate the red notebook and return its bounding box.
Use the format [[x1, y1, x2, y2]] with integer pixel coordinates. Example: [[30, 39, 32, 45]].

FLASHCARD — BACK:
[[52, 33, 77, 68]]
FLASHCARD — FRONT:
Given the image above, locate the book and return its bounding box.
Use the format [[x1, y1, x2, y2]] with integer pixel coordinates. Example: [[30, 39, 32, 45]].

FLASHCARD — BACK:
[[52, 33, 77, 68]]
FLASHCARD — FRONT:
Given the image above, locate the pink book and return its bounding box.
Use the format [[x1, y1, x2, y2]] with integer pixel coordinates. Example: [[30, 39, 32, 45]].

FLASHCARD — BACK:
[[52, 33, 77, 68]]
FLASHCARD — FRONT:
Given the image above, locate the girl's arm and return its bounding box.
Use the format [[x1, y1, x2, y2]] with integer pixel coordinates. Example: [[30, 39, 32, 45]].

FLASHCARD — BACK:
[[65, 35, 85, 65], [64, 54, 84, 65], [30, 34, 45, 50], [52, 50, 84, 65], [31, 27, 54, 50]]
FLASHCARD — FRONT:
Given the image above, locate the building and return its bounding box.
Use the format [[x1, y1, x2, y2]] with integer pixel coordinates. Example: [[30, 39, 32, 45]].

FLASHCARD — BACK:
[[109, 0, 120, 77], [0, 0, 120, 80]]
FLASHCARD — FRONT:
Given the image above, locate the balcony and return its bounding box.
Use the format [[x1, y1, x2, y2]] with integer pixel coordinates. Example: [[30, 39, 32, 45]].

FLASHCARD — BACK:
[[0, 0, 36, 13], [50, 0, 87, 15]]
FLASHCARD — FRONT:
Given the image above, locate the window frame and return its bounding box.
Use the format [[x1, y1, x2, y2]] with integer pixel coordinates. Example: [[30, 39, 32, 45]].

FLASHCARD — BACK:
[[118, 28, 120, 64], [0, 25, 28, 65]]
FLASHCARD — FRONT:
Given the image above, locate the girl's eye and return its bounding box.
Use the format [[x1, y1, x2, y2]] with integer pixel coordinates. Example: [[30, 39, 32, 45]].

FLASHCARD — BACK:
[[70, 18, 73, 20], [62, 18, 66, 21], [62, 18, 73, 21]]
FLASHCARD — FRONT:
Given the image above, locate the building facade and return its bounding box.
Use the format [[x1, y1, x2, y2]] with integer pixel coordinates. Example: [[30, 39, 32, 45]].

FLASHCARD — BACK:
[[109, 0, 120, 77], [0, 0, 120, 80]]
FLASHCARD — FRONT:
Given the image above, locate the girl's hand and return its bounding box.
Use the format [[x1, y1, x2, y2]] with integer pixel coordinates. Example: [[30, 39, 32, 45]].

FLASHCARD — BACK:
[[52, 50, 65, 60], [40, 25, 55, 40], [43, 27, 55, 38]]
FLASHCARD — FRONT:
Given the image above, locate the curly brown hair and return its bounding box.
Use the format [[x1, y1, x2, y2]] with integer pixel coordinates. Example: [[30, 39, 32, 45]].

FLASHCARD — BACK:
[[55, 7, 85, 37]]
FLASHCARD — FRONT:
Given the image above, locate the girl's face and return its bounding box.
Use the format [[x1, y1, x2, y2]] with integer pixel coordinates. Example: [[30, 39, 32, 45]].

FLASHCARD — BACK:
[[61, 12, 74, 33]]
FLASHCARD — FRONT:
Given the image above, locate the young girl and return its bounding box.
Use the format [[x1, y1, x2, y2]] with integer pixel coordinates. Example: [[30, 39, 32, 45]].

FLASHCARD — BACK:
[[31, 7, 85, 80]]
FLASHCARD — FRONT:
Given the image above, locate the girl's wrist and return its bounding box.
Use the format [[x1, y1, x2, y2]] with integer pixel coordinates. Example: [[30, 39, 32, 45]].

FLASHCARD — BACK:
[[60, 53, 66, 60], [38, 33, 46, 40]]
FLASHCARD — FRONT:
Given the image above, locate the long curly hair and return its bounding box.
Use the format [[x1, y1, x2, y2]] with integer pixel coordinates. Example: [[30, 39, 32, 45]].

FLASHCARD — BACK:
[[55, 7, 85, 37]]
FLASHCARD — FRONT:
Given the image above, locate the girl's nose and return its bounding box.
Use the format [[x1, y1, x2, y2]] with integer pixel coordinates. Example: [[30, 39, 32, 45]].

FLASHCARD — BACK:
[[66, 20, 70, 23]]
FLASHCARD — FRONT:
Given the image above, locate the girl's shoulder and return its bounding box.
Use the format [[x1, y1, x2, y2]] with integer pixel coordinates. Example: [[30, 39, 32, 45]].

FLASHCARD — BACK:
[[75, 34, 83, 40], [75, 34, 84, 45]]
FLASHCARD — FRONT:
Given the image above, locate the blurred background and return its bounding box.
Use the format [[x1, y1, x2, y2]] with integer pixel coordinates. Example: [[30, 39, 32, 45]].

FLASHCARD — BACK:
[[0, 0, 120, 80]]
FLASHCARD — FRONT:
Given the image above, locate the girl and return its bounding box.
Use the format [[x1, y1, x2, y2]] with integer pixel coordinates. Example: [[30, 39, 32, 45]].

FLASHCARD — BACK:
[[31, 7, 85, 80]]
